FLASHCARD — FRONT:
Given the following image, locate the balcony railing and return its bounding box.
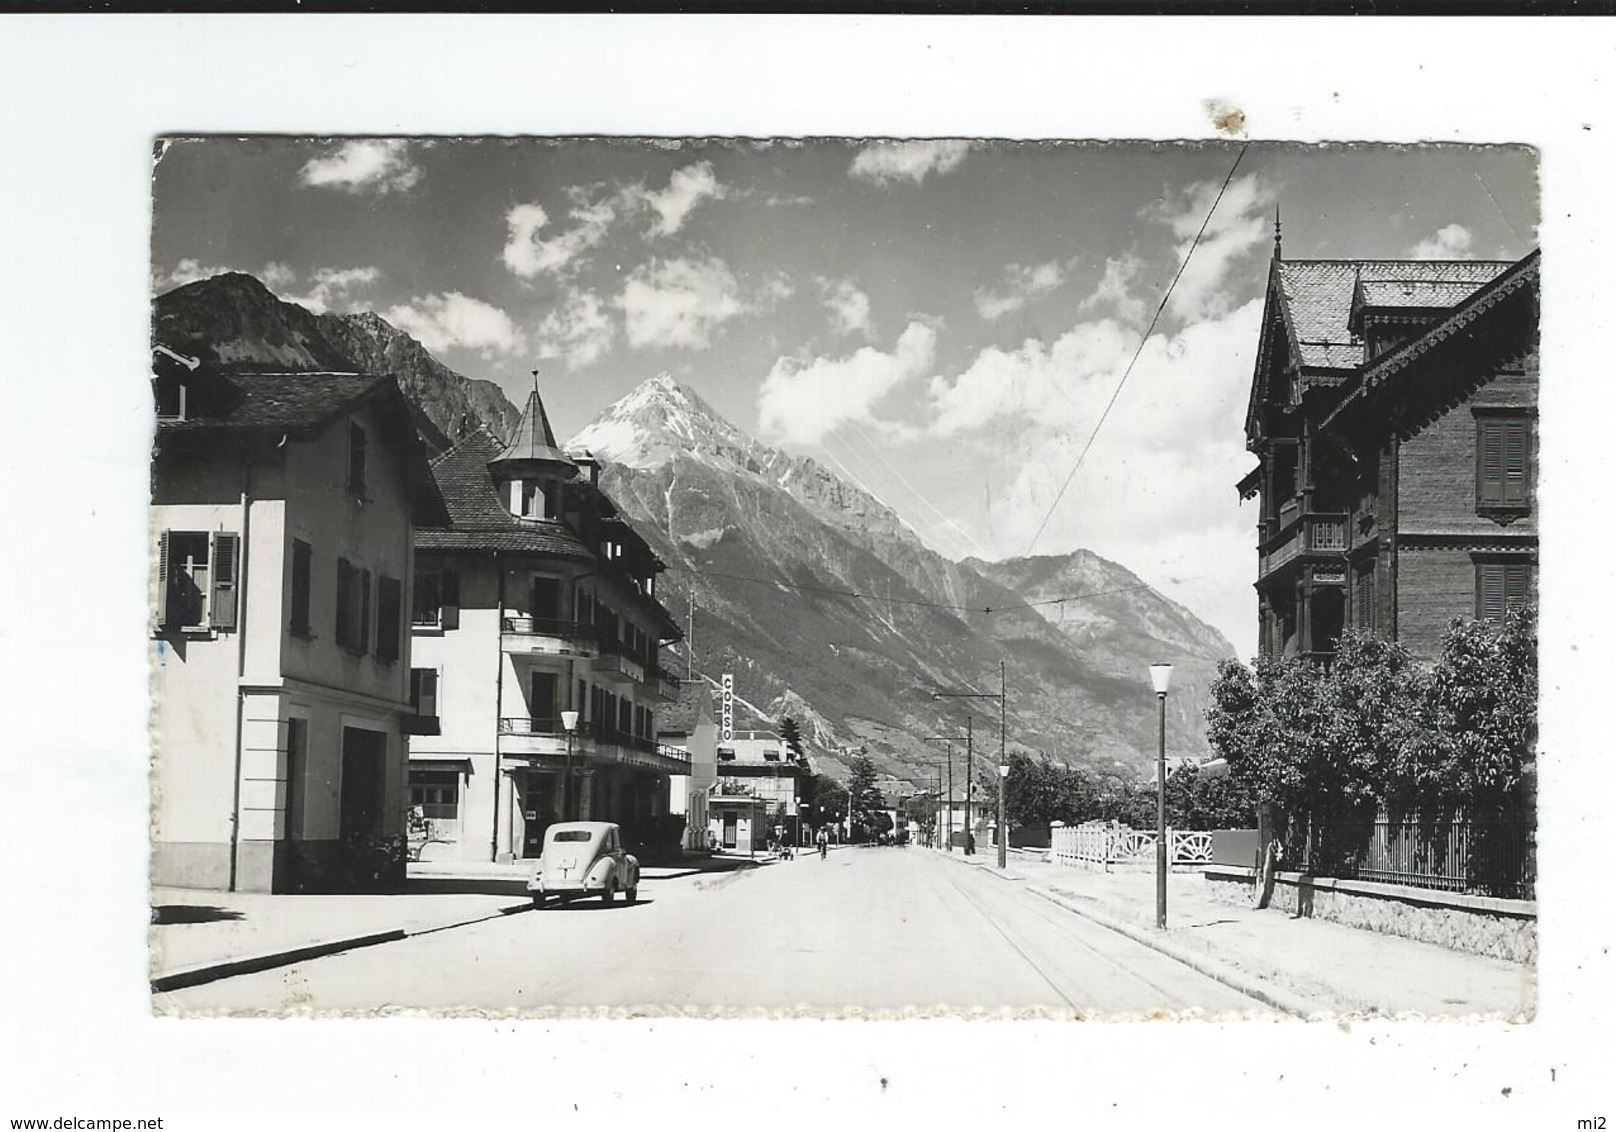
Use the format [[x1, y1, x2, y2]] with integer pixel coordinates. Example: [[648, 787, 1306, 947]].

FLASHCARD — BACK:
[[502, 616, 594, 641], [1259, 511, 1348, 579], [648, 663, 681, 700], [498, 716, 571, 737]]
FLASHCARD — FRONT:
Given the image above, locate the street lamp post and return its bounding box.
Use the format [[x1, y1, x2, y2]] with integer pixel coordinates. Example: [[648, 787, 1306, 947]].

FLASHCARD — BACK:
[[997, 761, 1010, 869], [560, 709, 580, 823], [1149, 664, 1173, 930]]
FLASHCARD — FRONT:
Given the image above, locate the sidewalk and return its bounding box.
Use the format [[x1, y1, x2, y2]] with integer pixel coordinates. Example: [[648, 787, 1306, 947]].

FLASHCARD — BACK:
[[937, 848, 1535, 1018], [150, 887, 529, 993], [152, 851, 773, 993]]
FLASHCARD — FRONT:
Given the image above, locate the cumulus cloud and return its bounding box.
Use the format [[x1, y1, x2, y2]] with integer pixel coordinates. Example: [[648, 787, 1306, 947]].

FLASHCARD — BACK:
[[973, 260, 1069, 321], [502, 197, 617, 279], [152, 258, 238, 291], [285, 265, 381, 314], [1407, 223, 1475, 259], [820, 278, 873, 337], [617, 257, 748, 350], [1078, 254, 1147, 326], [299, 139, 422, 195], [932, 299, 1266, 655], [151, 260, 380, 314], [382, 292, 525, 358], [757, 321, 937, 446], [535, 289, 614, 370], [849, 140, 970, 186], [260, 262, 298, 290], [630, 161, 728, 237], [1142, 174, 1273, 323]]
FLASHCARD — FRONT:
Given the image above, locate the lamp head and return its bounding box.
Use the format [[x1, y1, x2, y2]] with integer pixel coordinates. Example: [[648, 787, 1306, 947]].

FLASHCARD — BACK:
[[1149, 663, 1174, 696], [561, 709, 580, 732], [998, 764, 1010, 778]]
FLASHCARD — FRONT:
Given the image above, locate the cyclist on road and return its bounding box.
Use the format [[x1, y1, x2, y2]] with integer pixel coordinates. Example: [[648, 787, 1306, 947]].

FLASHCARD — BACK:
[[816, 828, 829, 860]]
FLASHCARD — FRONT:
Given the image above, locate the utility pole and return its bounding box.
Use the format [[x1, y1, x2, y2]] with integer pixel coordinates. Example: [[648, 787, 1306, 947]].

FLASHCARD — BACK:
[[963, 715, 974, 855], [685, 588, 696, 681], [998, 660, 1007, 869]]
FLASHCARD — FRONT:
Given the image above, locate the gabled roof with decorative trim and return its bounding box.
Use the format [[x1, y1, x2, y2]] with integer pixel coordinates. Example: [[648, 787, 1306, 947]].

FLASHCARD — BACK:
[[1276, 260, 1512, 373]]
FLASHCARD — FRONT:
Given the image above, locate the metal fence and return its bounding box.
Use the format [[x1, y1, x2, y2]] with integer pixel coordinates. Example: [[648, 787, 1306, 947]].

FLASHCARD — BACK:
[[1326, 812, 1536, 900], [1049, 821, 1213, 872]]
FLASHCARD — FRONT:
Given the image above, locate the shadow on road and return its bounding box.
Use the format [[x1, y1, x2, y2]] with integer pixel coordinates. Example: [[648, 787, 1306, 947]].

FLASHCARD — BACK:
[[535, 897, 655, 912], [151, 905, 247, 925]]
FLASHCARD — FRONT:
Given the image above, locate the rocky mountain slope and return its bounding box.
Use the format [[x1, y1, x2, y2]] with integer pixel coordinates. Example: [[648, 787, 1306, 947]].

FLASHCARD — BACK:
[[571, 375, 1236, 789], [152, 273, 519, 446]]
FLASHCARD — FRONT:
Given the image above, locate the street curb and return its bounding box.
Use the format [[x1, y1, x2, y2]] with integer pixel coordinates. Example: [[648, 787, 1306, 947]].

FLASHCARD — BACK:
[[1024, 885, 1320, 1019], [150, 901, 531, 994]]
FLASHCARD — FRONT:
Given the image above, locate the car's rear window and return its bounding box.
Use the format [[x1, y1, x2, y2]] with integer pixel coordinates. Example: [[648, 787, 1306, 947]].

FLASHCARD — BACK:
[[552, 831, 593, 842]]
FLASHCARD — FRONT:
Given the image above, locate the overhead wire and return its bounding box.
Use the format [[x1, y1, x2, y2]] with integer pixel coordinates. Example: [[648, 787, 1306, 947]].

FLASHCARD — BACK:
[[1022, 141, 1252, 557]]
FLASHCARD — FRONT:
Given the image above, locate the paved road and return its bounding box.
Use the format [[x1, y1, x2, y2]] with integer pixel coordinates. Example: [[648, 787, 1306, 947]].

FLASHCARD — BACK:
[[158, 849, 1265, 1016]]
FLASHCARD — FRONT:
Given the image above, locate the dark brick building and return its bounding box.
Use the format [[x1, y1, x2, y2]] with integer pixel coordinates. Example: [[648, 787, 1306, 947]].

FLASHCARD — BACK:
[[1239, 236, 1539, 660]]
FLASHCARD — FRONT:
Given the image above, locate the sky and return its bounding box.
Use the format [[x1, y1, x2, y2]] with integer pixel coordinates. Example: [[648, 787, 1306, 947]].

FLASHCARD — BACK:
[[151, 138, 1538, 659]]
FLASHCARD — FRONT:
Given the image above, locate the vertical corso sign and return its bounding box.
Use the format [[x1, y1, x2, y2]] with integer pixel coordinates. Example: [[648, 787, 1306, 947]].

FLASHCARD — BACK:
[[721, 673, 734, 743]]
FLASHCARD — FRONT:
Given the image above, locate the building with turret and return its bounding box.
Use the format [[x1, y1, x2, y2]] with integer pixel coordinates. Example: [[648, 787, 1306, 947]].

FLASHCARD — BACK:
[[405, 384, 687, 862], [1239, 223, 1538, 660]]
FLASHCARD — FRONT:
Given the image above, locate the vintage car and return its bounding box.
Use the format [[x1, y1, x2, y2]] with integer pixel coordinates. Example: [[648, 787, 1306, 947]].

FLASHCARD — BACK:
[[527, 821, 640, 907]]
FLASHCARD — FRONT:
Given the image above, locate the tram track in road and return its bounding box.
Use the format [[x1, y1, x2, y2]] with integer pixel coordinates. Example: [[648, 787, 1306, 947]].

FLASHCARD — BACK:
[[938, 863, 1266, 1015]]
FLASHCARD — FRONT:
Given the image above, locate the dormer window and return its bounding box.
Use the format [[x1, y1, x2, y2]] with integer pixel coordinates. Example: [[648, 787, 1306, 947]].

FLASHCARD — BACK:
[[514, 477, 560, 521], [155, 379, 188, 422]]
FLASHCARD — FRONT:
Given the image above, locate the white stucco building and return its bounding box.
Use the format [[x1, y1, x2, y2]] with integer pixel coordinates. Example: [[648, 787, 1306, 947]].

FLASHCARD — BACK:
[[405, 388, 688, 862], [149, 350, 447, 892]]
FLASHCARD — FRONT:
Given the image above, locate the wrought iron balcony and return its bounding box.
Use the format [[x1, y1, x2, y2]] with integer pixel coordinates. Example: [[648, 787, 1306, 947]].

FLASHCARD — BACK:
[[499, 616, 597, 656]]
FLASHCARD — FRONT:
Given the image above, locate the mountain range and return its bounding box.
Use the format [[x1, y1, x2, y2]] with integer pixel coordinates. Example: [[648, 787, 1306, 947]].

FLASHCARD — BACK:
[[153, 273, 519, 447], [153, 273, 1238, 793]]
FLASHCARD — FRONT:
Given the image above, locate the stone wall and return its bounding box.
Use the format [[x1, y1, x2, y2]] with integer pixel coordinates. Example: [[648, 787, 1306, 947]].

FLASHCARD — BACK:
[[1203, 866, 1536, 964]]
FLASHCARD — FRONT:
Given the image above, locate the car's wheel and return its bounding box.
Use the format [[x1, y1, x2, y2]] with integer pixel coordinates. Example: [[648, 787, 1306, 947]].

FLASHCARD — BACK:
[[601, 882, 616, 905], [531, 895, 544, 909], [625, 886, 637, 903]]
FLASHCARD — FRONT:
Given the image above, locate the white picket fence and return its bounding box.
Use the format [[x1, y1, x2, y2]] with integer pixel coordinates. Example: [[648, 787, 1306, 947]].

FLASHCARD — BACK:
[[1049, 821, 1214, 871]]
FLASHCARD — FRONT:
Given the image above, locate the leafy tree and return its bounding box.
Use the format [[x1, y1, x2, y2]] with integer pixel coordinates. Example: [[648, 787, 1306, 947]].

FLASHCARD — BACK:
[[846, 751, 884, 842], [901, 793, 936, 841], [798, 771, 847, 836], [1165, 763, 1257, 830]]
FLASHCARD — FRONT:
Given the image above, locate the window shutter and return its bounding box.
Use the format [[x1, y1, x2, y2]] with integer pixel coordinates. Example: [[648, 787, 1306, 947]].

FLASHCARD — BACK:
[[1504, 563, 1531, 608], [441, 569, 460, 630], [1477, 564, 1505, 620], [421, 669, 438, 717], [1477, 419, 1504, 506], [210, 532, 239, 631], [358, 568, 372, 654], [156, 530, 172, 629], [335, 558, 352, 649], [290, 540, 312, 634], [1503, 420, 1528, 506], [376, 576, 401, 663]]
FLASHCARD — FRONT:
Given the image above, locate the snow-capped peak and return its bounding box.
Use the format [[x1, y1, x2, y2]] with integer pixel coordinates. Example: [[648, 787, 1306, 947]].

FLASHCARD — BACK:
[[568, 372, 756, 471]]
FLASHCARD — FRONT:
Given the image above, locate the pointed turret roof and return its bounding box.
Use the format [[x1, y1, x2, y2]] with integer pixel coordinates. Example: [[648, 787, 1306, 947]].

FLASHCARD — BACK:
[[490, 386, 574, 470]]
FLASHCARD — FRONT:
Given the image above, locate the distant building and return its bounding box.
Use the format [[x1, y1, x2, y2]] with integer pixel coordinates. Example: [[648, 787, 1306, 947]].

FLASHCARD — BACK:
[[1240, 235, 1539, 660], [657, 682, 717, 853], [150, 351, 447, 892], [405, 386, 687, 862], [714, 729, 805, 847]]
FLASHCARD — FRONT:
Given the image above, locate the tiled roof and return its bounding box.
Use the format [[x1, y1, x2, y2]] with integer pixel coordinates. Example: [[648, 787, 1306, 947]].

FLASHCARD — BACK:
[[157, 371, 387, 432], [492, 389, 574, 468], [415, 429, 596, 559], [1355, 279, 1494, 311], [1276, 261, 1512, 372]]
